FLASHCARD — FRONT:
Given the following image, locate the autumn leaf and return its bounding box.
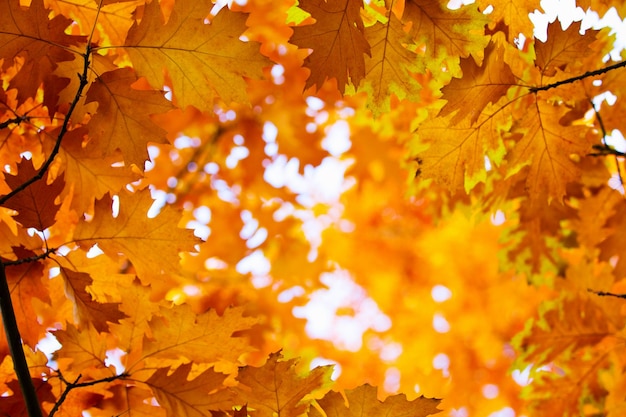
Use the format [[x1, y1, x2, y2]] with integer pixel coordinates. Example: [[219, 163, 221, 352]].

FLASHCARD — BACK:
[[362, 11, 423, 110], [312, 384, 441, 417], [124, 1, 271, 108], [55, 128, 140, 214], [85, 68, 174, 168], [143, 363, 233, 417], [534, 22, 603, 78], [291, 0, 369, 93], [416, 100, 509, 193], [2, 158, 65, 231], [230, 351, 333, 417], [53, 323, 111, 380], [402, 0, 489, 69], [72, 189, 198, 283], [59, 267, 126, 332], [507, 94, 598, 203], [517, 296, 612, 365], [0, 0, 84, 109], [139, 305, 259, 371], [439, 36, 515, 125]]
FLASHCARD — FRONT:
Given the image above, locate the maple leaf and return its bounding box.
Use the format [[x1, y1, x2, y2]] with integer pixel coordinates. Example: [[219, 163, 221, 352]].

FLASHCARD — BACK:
[[312, 384, 441, 417], [72, 189, 198, 283], [0, 0, 84, 109], [2, 158, 65, 231], [84, 68, 174, 168], [143, 363, 233, 417], [59, 267, 127, 332], [291, 0, 370, 93], [139, 305, 259, 371], [124, 1, 271, 108], [439, 36, 515, 125], [230, 351, 333, 417]]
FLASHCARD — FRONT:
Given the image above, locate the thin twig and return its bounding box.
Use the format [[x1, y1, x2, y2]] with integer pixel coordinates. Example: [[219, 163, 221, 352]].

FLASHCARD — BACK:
[[49, 371, 129, 417], [529, 60, 626, 93], [588, 289, 626, 299], [587, 99, 624, 187], [0, 263, 44, 417], [0, 45, 91, 206], [2, 248, 57, 266]]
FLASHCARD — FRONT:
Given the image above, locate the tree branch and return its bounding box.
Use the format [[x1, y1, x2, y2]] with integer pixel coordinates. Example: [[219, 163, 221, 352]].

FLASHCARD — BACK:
[[529, 60, 626, 93], [0, 45, 91, 206], [0, 263, 44, 417], [49, 371, 129, 417]]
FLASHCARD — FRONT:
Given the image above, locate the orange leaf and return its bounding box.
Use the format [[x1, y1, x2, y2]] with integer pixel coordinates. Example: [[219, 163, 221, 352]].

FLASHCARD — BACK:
[[144, 363, 233, 417], [291, 0, 369, 93], [73, 189, 198, 284], [312, 384, 441, 417], [60, 267, 127, 332], [439, 36, 515, 125], [2, 158, 65, 231], [0, 0, 84, 109], [124, 1, 270, 108], [231, 351, 333, 417], [140, 305, 259, 371], [85, 68, 174, 168]]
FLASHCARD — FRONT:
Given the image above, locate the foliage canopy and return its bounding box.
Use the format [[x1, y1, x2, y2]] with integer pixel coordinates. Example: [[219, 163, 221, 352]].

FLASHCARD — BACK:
[[0, 0, 625, 416]]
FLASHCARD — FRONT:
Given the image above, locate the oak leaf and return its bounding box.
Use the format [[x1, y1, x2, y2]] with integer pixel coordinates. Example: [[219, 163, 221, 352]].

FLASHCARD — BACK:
[[517, 296, 612, 365], [53, 323, 110, 379], [311, 384, 441, 417], [362, 12, 422, 110], [439, 36, 515, 125], [534, 22, 602, 78], [144, 363, 233, 417], [2, 247, 49, 347], [140, 305, 259, 371], [230, 351, 333, 417], [85, 68, 174, 168], [416, 101, 509, 193], [0, 0, 83, 108], [291, 0, 369, 93], [2, 158, 65, 231], [402, 0, 489, 68], [507, 94, 598, 203], [59, 267, 126, 332], [124, 1, 271, 108], [55, 128, 140, 215], [73, 189, 198, 283]]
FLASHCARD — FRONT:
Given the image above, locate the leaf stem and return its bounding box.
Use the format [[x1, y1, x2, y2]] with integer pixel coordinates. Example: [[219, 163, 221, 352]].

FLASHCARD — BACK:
[[0, 263, 44, 417], [529, 60, 626, 93]]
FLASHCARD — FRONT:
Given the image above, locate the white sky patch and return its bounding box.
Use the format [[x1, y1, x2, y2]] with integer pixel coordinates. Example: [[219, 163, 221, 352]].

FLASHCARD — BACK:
[[293, 271, 391, 351], [431, 285, 452, 302], [310, 357, 342, 380], [323, 120, 351, 156], [384, 367, 401, 393], [490, 210, 506, 226], [432, 313, 451, 333]]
